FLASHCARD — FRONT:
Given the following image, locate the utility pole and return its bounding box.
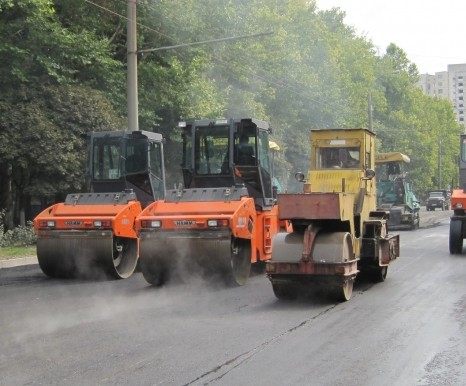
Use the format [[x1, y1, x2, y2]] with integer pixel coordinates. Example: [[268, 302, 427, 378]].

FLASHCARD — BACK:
[[125, 0, 271, 132], [368, 93, 373, 131], [438, 133, 442, 189], [127, 0, 138, 131]]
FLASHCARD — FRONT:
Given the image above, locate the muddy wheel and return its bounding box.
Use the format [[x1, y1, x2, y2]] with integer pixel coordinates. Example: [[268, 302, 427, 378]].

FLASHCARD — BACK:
[[230, 238, 251, 286], [371, 266, 388, 283], [449, 220, 463, 254], [272, 283, 298, 300], [410, 213, 420, 230]]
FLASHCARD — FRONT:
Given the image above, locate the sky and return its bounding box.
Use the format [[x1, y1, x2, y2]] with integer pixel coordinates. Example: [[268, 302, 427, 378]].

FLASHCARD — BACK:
[[316, 0, 466, 74]]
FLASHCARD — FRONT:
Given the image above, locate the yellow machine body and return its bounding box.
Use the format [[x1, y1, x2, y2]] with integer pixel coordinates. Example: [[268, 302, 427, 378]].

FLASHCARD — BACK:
[[266, 128, 400, 301]]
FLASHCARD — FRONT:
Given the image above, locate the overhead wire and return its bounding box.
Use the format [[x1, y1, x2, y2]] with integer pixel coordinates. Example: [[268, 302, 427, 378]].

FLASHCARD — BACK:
[[84, 0, 438, 131], [83, 0, 345, 111]]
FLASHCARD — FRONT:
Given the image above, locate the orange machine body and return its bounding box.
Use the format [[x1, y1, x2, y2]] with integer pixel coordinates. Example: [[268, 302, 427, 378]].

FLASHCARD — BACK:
[[33, 130, 166, 279], [137, 191, 281, 264], [135, 118, 288, 286], [34, 194, 142, 239]]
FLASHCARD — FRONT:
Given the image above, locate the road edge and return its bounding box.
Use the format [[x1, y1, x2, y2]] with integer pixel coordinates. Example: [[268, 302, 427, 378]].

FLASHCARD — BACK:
[[0, 256, 38, 269]]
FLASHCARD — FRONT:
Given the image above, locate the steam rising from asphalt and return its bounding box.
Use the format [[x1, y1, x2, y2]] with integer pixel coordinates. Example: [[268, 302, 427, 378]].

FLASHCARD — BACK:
[[2, 253, 234, 349]]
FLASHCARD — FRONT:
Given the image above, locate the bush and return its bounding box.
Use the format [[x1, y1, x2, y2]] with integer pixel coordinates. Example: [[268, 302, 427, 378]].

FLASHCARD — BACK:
[[0, 210, 37, 247]]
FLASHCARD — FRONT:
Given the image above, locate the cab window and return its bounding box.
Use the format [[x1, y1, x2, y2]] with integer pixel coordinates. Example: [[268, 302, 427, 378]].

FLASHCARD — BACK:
[[92, 138, 121, 180], [317, 147, 360, 169]]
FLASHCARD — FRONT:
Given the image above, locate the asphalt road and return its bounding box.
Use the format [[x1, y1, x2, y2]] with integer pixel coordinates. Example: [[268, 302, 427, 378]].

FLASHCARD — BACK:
[[0, 208, 465, 386]]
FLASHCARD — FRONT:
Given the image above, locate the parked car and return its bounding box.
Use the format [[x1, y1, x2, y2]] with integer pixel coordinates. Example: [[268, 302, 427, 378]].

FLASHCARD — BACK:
[[426, 190, 451, 211]]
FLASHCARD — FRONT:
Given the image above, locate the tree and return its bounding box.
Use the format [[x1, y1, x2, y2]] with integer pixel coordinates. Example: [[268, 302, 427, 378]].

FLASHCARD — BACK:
[[373, 44, 462, 195], [0, 84, 124, 228], [0, 0, 125, 227], [1, 0, 462, 225]]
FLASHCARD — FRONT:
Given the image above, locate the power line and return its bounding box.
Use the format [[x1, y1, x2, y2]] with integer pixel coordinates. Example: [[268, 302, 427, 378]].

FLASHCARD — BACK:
[[138, 32, 273, 53], [83, 0, 175, 41], [84, 0, 337, 110], [82, 0, 406, 121]]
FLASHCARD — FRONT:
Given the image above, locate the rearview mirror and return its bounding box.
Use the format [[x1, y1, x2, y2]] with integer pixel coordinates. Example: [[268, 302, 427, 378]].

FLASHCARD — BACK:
[[295, 172, 306, 182], [364, 169, 376, 180]]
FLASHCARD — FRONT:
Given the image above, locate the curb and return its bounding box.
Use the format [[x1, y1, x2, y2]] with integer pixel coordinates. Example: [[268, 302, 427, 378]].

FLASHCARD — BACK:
[[0, 256, 38, 269]]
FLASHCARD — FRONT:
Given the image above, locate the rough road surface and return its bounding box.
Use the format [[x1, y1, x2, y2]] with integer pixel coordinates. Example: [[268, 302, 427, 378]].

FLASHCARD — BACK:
[[0, 207, 464, 386]]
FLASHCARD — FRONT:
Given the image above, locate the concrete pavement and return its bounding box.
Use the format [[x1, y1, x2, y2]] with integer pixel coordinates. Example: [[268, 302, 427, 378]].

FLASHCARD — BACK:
[[0, 255, 38, 269]]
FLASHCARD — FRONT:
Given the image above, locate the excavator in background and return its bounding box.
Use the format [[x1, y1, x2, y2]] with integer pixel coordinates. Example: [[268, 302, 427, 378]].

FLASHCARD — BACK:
[[375, 152, 420, 230], [449, 134, 466, 254], [33, 130, 166, 279], [266, 128, 400, 301], [136, 118, 289, 286]]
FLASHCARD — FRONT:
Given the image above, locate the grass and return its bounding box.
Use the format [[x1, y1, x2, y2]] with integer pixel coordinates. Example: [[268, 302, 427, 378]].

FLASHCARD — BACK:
[[0, 245, 37, 260]]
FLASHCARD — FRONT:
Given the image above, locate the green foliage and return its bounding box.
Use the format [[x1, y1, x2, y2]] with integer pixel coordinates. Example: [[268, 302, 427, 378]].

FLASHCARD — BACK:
[[0, 0, 462, 223], [0, 83, 124, 196], [0, 0, 123, 88], [0, 210, 36, 247], [0, 223, 37, 247]]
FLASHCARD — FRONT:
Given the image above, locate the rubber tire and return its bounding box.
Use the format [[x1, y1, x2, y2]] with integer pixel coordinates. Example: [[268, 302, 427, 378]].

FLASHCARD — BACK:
[[449, 220, 463, 255], [410, 213, 420, 230], [371, 266, 388, 283]]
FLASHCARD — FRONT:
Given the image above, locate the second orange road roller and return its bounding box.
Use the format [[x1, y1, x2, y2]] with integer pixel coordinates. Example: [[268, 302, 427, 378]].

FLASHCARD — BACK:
[[136, 118, 291, 286]]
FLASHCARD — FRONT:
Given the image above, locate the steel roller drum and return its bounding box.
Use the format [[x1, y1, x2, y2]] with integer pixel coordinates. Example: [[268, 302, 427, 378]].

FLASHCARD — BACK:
[[271, 232, 305, 263], [37, 231, 138, 279], [312, 232, 353, 264], [139, 233, 248, 286], [271, 231, 352, 264]]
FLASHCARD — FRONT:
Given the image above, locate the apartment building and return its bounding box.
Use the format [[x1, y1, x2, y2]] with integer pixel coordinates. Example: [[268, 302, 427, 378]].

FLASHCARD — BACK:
[[417, 64, 466, 125]]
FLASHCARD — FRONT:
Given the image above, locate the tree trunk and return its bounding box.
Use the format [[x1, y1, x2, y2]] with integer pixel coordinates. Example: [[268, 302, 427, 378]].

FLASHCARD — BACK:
[[0, 163, 14, 230]]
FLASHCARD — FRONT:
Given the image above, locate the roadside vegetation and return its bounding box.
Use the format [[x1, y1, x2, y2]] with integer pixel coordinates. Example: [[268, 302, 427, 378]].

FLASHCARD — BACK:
[[0, 0, 462, 231], [0, 208, 36, 258], [0, 245, 37, 259], [0, 208, 36, 250], [0, 222, 36, 247]]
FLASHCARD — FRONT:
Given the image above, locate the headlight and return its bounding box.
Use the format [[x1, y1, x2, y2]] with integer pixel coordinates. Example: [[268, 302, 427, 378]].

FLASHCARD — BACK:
[[207, 219, 229, 227], [93, 220, 111, 228], [141, 220, 161, 228], [39, 220, 55, 228]]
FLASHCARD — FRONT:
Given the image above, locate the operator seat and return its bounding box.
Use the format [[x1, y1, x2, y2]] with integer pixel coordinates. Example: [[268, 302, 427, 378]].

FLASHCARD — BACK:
[[236, 145, 256, 165]]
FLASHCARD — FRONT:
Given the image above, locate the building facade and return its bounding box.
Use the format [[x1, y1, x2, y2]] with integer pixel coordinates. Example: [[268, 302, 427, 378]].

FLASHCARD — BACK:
[[417, 64, 466, 126]]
